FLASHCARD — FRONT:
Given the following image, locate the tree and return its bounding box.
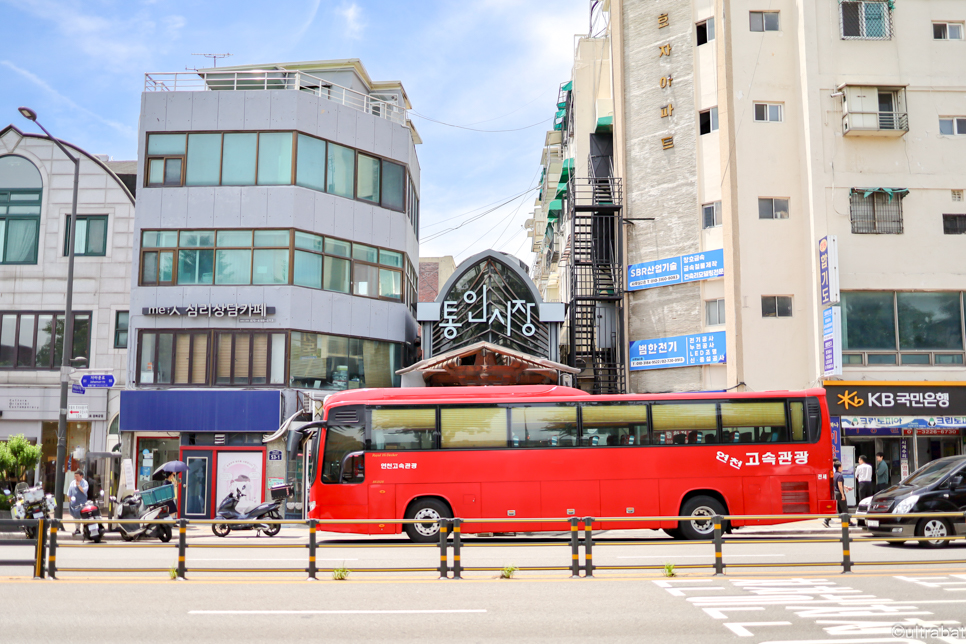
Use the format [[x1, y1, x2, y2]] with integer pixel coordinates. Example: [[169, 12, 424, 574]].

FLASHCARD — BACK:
[[0, 435, 42, 482]]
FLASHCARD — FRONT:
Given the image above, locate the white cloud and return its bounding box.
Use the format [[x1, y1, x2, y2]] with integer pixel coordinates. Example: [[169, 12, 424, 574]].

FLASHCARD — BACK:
[[290, 0, 323, 48], [336, 2, 365, 39], [1, 60, 135, 137]]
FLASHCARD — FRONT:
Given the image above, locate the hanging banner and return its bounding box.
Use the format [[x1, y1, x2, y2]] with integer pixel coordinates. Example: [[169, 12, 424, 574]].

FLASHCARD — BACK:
[[822, 307, 842, 377], [628, 249, 724, 291], [829, 416, 842, 462], [840, 416, 966, 431], [818, 236, 840, 305], [629, 331, 726, 371]]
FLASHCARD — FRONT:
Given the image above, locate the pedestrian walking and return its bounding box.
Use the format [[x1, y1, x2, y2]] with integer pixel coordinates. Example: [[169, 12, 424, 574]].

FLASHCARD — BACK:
[[855, 455, 874, 502], [67, 470, 89, 535], [875, 452, 890, 493], [824, 460, 851, 528]]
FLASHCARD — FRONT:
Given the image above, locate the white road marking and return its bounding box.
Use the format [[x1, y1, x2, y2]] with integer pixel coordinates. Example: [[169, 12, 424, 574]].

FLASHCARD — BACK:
[[190, 558, 359, 562], [704, 607, 765, 619], [189, 610, 487, 615], [724, 622, 792, 637], [618, 554, 784, 559]]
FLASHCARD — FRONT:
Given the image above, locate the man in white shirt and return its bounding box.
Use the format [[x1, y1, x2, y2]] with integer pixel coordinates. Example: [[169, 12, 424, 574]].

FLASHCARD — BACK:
[[855, 455, 874, 503]]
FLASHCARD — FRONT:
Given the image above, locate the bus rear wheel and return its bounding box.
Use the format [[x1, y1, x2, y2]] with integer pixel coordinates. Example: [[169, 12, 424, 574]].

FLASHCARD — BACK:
[[678, 496, 726, 541], [404, 498, 451, 543]]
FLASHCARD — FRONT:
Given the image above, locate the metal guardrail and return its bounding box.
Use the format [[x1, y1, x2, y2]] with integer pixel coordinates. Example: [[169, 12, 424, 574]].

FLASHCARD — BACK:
[[11, 511, 966, 581], [0, 519, 47, 578], [143, 70, 407, 125]]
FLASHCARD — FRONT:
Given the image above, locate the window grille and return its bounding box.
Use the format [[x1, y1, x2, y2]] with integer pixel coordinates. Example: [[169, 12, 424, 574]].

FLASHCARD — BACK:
[[840, 1, 892, 40], [849, 190, 904, 234]]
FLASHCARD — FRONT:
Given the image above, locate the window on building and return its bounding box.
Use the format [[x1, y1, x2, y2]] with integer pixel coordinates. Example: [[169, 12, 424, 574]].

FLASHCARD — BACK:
[[146, 134, 186, 186], [257, 132, 293, 185], [356, 154, 381, 203], [758, 198, 789, 219], [934, 22, 964, 40], [840, 1, 891, 39], [407, 179, 420, 239], [699, 107, 719, 135], [939, 117, 966, 135], [754, 103, 783, 122], [702, 201, 722, 228], [64, 215, 108, 256], [114, 311, 129, 349], [214, 331, 287, 386], [327, 143, 355, 199], [696, 17, 715, 45], [381, 160, 405, 212], [0, 155, 43, 265], [761, 296, 792, 318], [138, 331, 210, 385], [750, 11, 780, 32], [943, 215, 966, 234], [289, 331, 402, 390], [954, 190, 964, 202], [849, 189, 905, 234], [140, 230, 178, 285], [296, 134, 327, 192], [185, 133, 222, 186], [706, 298, 725, 326], [0, 312, 90, 370], [221, 133, 257, 185]]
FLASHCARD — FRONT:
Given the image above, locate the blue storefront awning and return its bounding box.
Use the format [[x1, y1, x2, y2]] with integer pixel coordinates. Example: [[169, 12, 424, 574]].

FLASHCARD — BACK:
[[120, 390, 282, 433]]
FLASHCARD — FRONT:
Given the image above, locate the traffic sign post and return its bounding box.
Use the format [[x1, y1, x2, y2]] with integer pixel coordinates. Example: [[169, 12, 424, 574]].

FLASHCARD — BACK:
[[80, 374, 115, 388]]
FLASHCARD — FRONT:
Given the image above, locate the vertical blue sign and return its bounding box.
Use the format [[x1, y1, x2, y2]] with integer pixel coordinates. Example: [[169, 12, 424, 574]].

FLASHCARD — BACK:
[[819, 236, 831, 305], [829, 416, 842, 462], [629, 331, 726, 371]]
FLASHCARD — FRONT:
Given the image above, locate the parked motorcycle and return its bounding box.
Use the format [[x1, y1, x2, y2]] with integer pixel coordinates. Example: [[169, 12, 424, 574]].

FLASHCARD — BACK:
[[80, 491, 106, 543], [211, 489, 283, 537], [109, 490, 172, 542], [9, 483, 53, 539]]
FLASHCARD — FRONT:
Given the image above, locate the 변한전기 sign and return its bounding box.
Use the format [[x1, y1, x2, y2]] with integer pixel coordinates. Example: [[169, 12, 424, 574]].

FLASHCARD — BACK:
[[629, 331, 726, 371]]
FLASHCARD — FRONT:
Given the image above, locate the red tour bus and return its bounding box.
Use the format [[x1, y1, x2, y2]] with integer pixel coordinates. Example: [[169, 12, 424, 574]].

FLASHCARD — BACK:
[[305, 385, 835, 541]]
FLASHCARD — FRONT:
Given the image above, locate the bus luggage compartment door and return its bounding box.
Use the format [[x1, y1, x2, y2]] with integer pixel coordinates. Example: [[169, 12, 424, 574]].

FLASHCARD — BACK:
[[599, 480, 661, 530], [481, 482, 541, 533], [369, 484, 396, 534]]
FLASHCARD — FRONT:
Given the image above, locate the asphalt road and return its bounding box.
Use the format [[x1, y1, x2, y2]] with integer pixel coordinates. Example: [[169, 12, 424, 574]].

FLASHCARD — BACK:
[[3, 521, 966, 643]]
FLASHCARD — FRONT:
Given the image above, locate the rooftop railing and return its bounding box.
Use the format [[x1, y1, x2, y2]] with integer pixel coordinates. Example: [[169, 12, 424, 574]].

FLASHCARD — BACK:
[[143, 70, 407, 125]]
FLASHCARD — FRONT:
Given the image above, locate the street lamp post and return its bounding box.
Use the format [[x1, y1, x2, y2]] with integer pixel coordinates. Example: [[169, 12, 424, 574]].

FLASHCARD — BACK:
[[18, 107, 81, 521]]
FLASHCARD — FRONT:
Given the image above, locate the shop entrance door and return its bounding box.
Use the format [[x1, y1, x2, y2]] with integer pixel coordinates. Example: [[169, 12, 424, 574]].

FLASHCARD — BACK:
[[182, 449, 214, 519]]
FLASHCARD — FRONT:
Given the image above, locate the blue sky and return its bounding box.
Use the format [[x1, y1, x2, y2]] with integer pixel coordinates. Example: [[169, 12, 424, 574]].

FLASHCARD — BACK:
[[0, 0, 587, 267]]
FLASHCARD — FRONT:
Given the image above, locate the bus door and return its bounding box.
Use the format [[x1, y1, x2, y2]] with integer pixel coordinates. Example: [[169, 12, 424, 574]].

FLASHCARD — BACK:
[[319, 422, 369, 534]]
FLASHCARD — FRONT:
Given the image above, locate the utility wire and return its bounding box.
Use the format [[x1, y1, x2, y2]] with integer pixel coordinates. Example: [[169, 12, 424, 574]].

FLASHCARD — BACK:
[[410, 111, 552, 133], [421, 186, 538, 230], [421, 186, 540, 243]]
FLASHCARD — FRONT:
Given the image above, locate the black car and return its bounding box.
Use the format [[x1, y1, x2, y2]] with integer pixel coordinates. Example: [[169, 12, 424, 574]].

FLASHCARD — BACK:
[[864, 455, 966, 547]]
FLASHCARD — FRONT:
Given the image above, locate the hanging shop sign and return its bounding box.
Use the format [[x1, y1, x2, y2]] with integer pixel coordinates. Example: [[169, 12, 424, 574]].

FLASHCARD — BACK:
[[628, 249, 724, 291], [629, 331, 726, 371], [829, 416, 842, 461], [440, 285, 537, 340], [142, 304, 275, 318], [824, 382, 966, 417], [840, 417, 966, 432], [822, 307, 842, 377], [818, 236, 840, 306]]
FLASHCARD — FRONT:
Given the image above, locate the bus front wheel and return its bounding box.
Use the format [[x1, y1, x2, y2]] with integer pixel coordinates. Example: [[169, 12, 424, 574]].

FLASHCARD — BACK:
[[404, 498, 451, 543], [678, 496, 726, 540]]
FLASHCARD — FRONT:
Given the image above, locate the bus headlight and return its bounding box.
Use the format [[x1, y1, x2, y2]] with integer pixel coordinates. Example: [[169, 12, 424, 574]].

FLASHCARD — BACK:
[[894, 495, 919, 514]]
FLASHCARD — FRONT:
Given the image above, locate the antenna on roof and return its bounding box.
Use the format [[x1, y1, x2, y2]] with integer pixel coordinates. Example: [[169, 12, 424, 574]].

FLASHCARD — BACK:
[[191, 53, 233, 68]]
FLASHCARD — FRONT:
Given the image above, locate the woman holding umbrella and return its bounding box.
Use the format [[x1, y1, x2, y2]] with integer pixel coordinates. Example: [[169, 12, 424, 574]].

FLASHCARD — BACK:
[[153, 461, 188, 517]]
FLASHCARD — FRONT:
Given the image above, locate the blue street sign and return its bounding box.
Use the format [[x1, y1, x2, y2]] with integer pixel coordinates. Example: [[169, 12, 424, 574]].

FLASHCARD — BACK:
[[71, 384, 86, 395], [628, 249, 724, 291], [629, 331, 727, 371], [80, 374, 115, 388]]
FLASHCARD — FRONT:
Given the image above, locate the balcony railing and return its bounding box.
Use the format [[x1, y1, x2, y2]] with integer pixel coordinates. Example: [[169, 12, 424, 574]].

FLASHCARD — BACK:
[[843, 111, 908, 136], [143, 70, 407, 125]]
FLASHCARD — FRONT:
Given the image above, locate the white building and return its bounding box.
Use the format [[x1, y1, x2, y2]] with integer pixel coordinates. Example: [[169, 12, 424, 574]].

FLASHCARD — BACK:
[[0, 124, 135, 487]]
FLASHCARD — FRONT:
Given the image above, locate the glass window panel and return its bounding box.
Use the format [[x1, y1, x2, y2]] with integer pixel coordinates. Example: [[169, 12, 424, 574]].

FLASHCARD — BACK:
[[441, 407, 507, 449], [142, 251, 158, 284], [114, 312, 129, 349], [750, 11, 764, 31], [191, 334, 208, 384], [326, 143, 355, 198], [174, 334, 191, 384], [841, 291, 896, 350], [295, 231, 323, 252], [381, 161, 405, 210], [251, 333, 268, 384], [254, 230, 290, 247], [185, 133, 222, 186], [581, 403, 650, 446], [178, 249, 214, 285], [5, 219, 38, 263], [510, 406, 578, 447], [7, 205, 40, 215], [216, 230, 253, 247], [71, 219, 88, 255], [958, 118, 966, 134], [147, 134, 186, 155], [936, 354, 964, 365], [296, 134, 327, 191], [897, 292, 964, 350], [294, 250, 323, 289], [180, 230, 215, 247], [0, 315, 15, 367], [652, 403, 717, 445], [356, 155, 380, 202], [270, 333, 286, 384], [139, 333, 156, 384], [157, 333, 173, 384], [721, 402, 787, 442], [216, 334, 232, 384], [234, 334, 250, 382], [257, 132, 293, 185], [769, 104, 781, 122], [758, 198, 774, 219], [790, 402, 805, 441], [773, 199, 789, 219], [35, 315, 53, 368], [777, 296, 793, 317], [352, 243, 378, 263], [353, 262, 379, 297], [321, 425, 365, 483], [17, 314, 35, 367], [159, 251, 174, 282], [325, 237, 351, 257], [901, 353, 930, 365], [215, 249, 252, 285], [71, 314, 90, 367], [252, 248, 289, 284], [148, 159, 164, 185], [371, 408, 436, 450], [764, 11, 780, 30], [362, 339, 397, 388], [379, 269, 401, 299], [867, 354, 897, 365], [323, 256, 350, 293], [762, 297, 777, 317], [221, 133, 257, 185], [754, 103, 767, 121], [164, 158, 182, 185], [379, 249, 403, 268], [86, 217, 107, 255], [939, 119, 955, 135]]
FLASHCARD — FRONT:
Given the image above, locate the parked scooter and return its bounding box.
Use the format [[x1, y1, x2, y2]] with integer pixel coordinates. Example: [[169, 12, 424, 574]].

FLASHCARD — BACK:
[[80, 491, 106, 543], [211, 489, 283, 537], [8, 483, 54, 539], [109, 490, 172, 542]]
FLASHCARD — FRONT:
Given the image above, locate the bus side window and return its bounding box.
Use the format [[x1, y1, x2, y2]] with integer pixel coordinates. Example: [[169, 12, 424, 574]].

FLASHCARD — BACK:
[[322, 425, 365, 484], [652, 404, 717, 445], [720, 402, 787, 444], [790, 402, 805, 441], [510, 405, 578, 447], [580, 403, 649, 446], [371, 408, 436, 450], [441, 407, 507, 449]]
